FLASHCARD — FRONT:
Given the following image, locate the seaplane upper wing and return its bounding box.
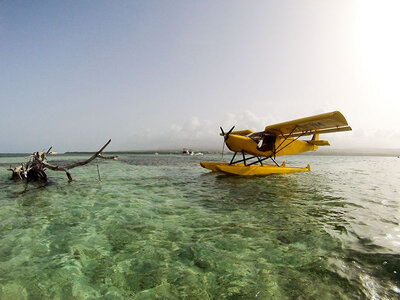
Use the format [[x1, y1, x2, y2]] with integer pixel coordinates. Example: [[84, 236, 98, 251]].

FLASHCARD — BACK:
[[264, 111, 352, 137]]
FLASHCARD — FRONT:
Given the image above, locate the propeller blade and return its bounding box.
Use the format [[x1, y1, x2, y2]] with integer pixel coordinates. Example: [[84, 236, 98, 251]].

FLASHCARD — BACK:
[[227, 126, 235, 135], [221, 139, 225, 159], [223, 125, 235, 141], [220, 126, 226, 158], [220, 125, 235, 158]]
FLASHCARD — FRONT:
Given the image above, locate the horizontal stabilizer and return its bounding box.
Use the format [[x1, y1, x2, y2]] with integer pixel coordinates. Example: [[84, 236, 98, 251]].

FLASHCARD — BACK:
[[307, 140, 330, 146], [220, 129, 254, 136]]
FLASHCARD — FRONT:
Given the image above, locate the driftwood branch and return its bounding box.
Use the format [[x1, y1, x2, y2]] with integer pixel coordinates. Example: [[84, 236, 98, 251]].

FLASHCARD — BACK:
[[41, 162, 73, 181], [8, 139, 116, 182], [65, 139, 112, 169], [46, 146, 53, 155]]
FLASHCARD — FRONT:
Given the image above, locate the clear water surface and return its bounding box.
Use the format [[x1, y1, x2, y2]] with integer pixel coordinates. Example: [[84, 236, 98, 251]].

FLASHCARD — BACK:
[[0, 154, 399, 299]]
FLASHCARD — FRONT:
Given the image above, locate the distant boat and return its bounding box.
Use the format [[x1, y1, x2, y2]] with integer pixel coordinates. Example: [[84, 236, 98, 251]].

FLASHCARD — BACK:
[[182, 148, 194, 155]]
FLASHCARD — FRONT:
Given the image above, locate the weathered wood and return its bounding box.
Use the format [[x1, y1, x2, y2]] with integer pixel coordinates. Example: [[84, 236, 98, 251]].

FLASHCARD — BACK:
[[7, 139, 116, 182], [64, 139, 112, 169], [9, 165, 25, 180], [41, 162, 73, 181]]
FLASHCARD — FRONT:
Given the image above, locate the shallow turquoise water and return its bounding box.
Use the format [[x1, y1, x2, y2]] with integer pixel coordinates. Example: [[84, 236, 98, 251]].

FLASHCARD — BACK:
[[0, 154, 399, 299]]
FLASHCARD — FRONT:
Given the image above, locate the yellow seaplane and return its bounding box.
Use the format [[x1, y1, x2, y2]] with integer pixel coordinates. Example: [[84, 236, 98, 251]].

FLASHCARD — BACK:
[[200, 111, 351, 176]]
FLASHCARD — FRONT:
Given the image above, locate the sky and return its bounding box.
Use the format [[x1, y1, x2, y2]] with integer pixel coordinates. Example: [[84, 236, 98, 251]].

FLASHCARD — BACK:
[[1, 0, 399, 152]]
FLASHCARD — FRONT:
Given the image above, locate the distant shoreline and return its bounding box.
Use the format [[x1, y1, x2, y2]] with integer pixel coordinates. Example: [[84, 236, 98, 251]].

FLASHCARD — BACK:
[[1, 149, 399, 157]]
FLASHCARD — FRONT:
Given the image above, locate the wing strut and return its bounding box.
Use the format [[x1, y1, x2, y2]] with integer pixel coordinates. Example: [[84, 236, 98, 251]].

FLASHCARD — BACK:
[[274, 130, 311, 156], [274, 126, 298, 154], [242, 151, 247, 166], [229, 153, 258, 165], [229, 152, 237, 165], [270, 157, 280, 167], [229, 153, 280, 167]]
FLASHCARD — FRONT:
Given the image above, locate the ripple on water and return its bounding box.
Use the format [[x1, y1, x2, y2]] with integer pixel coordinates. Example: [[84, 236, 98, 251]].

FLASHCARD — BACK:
[[0, 154, 399, 299]]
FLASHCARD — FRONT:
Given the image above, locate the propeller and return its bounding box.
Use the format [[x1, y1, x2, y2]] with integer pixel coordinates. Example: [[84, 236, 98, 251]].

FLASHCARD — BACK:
[[220, 126, 235, 140], [220, 126, 235, 159]]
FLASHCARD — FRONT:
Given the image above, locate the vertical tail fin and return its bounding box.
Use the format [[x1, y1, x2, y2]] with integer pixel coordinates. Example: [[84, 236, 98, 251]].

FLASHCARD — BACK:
[[311, 133, 319, 150], [311, 133, 319, 141]]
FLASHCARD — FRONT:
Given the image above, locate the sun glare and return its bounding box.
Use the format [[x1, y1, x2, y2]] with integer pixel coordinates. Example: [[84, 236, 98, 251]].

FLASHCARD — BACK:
[[358, 0, 400, 101]]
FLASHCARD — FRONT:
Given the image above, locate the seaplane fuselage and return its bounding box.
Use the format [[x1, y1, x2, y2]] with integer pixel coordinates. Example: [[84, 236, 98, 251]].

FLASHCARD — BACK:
[[225, 134, 318, 157]]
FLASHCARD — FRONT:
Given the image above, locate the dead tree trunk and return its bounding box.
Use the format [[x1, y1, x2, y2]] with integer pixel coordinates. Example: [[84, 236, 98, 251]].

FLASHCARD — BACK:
[[8, 139, 117, 182]]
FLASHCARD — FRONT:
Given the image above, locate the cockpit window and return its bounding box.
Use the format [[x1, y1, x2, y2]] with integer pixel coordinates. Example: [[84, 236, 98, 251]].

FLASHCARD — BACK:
[[257, 135, 276, 152]]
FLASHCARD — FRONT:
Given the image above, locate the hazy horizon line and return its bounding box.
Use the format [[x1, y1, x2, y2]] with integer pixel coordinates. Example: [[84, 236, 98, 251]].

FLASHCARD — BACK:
[[1, 147, 399, 157]]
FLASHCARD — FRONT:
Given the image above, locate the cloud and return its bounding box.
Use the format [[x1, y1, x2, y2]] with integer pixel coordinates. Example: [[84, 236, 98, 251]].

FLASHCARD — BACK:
[[118, 111, 271, 151], [332, 128, 400, 149], [115, 110, 400, 151]]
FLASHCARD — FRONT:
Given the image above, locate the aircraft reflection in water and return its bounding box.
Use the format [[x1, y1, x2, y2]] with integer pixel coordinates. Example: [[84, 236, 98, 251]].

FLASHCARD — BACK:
[[200, 111, 351, 176]]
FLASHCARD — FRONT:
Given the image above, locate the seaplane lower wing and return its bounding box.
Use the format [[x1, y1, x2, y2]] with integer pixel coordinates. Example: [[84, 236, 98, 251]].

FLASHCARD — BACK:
[[265, 111, 352, 137]]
